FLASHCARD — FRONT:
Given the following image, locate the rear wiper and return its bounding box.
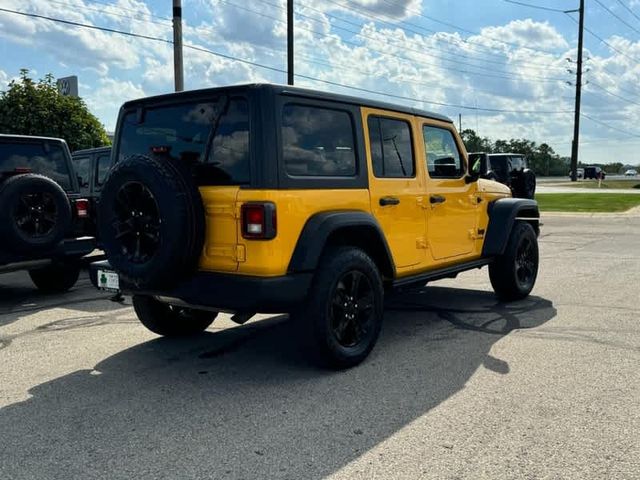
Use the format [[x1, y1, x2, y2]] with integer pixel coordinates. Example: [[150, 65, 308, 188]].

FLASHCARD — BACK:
[[203, 95, 230, 157]]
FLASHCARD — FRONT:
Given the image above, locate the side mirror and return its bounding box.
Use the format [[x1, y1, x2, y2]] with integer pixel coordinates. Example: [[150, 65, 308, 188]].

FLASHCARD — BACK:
[[465, 171, 479, 184]]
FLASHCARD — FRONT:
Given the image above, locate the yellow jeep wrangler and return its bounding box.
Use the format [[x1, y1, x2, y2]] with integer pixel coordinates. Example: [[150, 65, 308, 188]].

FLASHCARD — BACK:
[[91, 84, 540, 369]]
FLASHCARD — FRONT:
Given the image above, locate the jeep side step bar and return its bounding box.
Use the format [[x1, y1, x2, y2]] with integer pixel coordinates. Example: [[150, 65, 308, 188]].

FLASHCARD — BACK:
[[392, 258, 493, 289]]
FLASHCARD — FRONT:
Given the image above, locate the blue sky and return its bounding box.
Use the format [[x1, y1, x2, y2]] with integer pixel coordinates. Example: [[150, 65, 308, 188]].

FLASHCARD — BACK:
[[1, 0, 640, 164]]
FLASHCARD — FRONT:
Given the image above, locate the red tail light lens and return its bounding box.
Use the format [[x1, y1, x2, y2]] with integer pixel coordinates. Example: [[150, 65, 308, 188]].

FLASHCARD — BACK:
[[75, 199, 89, 218], [241, 202, 276, 239]]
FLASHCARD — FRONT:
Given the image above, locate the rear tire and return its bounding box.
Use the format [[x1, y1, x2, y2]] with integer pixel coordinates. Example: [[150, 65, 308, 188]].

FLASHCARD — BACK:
[[489, 222, 539, 301], [29, 263, 81, 293], [132, 295, 217, 336], [294, 247, 384, 370]]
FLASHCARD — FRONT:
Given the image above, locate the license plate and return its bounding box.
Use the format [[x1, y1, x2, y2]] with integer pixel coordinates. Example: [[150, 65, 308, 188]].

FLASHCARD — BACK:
[[97, 270, 120, 291]]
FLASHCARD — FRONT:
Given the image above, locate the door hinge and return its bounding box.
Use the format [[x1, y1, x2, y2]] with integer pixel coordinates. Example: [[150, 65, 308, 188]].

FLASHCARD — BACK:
[[468, 229, 485, 240]]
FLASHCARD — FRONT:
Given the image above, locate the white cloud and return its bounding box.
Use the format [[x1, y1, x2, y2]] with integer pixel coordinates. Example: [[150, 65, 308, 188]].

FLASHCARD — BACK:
[[84, 78, 147, 131]]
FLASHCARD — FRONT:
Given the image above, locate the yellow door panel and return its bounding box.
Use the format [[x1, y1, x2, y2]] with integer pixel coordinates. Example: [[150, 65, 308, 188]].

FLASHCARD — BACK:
[[421, 122, 480, 261], [362, 107, 426, 269], [198, 186, 241, 272]]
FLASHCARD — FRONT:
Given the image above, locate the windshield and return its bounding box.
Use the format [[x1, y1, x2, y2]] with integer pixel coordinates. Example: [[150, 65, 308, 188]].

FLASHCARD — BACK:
[[117, 97, 250, 185], [0, 142, 72, 190]]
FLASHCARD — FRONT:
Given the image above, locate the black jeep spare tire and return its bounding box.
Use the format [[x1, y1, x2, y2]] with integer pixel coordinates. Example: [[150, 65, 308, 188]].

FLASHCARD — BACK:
[[98, 154, 205, 289], [0, 174, 71, 253]]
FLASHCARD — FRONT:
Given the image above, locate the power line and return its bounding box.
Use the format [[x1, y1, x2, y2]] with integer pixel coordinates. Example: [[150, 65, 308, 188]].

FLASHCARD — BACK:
[[566, 14, 640, 64], [378, 0, 562, 55], [47, 0, 172, 27], [581, 113, 640, 138], [320, 0, 568, 70], [503, 0, 568, 13], [614, 0, 640, 24], [84, 0, 172, 22], [295, 0, 567, 73], [587, 81, 640, 107], [0, 6, 570, 115], [219, 0, 569, 83], [593, 0, 640, 36]]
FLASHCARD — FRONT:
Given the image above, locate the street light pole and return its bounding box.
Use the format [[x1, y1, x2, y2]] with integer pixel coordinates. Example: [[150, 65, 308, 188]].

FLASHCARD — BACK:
[[287, 0, 294, 85], [173, 0, 184, 92]]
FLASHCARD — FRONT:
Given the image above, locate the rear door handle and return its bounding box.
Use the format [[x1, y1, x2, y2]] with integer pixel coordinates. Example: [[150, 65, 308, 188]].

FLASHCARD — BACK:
[[379, 196, 400, 206], [430, 195, 446, 204]]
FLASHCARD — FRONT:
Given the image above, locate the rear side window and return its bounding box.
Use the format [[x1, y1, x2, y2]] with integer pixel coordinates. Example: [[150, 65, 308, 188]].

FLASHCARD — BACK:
[[367, 116, 415, 178], [118, 97, 250, 185], [96, 154, 111, 187], [424, 126, 463, 178], [0, 142, 72, 190], [73, 156, 91, 189], [281, 104, 356, 177]]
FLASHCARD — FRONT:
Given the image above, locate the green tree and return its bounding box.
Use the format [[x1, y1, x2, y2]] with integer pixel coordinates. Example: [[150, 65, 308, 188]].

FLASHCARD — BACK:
[[0, 69, 110, 151], [460, 129, 493, 153]]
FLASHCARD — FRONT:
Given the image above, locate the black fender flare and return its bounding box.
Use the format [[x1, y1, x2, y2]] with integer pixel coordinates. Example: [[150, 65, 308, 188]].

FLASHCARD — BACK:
[[482, 198, 540, 256], [287, 211, 395, 276]]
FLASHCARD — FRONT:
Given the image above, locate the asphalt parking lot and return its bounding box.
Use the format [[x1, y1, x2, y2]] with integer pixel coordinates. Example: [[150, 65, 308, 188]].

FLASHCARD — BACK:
[[1, 214, 638, 480]]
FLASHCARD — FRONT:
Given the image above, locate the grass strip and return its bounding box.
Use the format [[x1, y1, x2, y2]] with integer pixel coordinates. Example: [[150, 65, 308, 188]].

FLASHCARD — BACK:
[[535, 193, 640, 212]]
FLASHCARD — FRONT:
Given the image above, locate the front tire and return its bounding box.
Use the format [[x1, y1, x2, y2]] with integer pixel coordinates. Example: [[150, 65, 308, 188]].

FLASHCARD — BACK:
[[489, 222, 539, 301], [296, 247, 384, 369], [132, 295, 217, 336], [29, 264, 81, 293]]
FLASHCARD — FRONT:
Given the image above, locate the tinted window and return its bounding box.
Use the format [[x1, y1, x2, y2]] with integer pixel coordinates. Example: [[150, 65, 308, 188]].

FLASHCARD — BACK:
[[0, 142, 72, 190], [510, 155, 525, 171], [282, 104, 356, 177], [424, 126, 463, 178], [368, 117, 415, 178], [73, 156, 91, 190], [96, 154, 111, 187], [118, 97, 250, 185], [203, 99, 250, 185]]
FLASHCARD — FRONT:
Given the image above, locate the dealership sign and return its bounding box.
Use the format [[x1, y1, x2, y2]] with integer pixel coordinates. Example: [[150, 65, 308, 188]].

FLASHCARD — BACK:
[[57, 76, 78, 97]]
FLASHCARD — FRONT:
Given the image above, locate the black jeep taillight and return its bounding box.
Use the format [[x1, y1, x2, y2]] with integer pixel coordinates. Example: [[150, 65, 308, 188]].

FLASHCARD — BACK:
[[75, 199, 89, 218], [241, 202, 276, 240]]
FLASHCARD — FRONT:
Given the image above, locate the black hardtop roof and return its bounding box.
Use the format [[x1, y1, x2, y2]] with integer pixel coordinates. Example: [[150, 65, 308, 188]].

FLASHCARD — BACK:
[[121, 83, 453, 124], [72, 146, 112, 155], [0, 133, 68, 144]]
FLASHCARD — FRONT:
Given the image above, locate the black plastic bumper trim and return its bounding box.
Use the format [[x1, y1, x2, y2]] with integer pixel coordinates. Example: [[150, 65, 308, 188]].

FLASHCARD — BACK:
[[89, 261, 312, 313]]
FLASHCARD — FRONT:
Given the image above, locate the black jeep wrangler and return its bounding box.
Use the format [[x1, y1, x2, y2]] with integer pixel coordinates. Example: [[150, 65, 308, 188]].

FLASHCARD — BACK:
[[0, 134, 96, 292], [469, 152, 536, 199]]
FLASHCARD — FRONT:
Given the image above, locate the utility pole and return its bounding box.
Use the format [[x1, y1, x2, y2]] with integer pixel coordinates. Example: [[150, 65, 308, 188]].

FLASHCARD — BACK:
[[568, 0, 584, 182], [287, 0, 294, 85], [458, 113, 462, 132], [173, 0, 184, 92]]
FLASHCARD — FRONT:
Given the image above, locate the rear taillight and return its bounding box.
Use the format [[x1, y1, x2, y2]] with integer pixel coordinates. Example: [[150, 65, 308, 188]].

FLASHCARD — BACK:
[[75, 199, 89, 218], [241, 202, 276, 240]]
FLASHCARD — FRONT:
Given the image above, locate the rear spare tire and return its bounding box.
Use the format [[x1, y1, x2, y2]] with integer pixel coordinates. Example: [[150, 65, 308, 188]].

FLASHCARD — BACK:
[[98, 154, 205, 289], [0, 174, 71, 254]]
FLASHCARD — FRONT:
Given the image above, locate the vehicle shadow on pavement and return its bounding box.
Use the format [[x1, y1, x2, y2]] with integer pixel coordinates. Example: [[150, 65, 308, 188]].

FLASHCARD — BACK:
[[0, 287, 556, 480], [0, 271, 115, 326]]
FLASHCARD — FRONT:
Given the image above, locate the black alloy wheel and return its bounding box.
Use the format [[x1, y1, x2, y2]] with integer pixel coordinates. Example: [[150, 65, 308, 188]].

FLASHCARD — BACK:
[[112, 181, 161, 265], [489, 221, 539, 301], [515, 235, 536, 291], [14, 192, 58, 240], [330, 270, 375, 348], [296, 246, 384, 369]]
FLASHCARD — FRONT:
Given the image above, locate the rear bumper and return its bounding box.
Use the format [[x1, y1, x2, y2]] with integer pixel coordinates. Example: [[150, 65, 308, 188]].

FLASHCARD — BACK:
[[0, 237, 96, 272], [89, 261, 312, 313]]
